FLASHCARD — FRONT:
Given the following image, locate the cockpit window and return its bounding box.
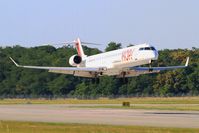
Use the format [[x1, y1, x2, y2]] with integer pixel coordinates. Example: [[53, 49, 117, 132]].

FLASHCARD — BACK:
[[139, 47, 156, 51], [145, 47, 151, 50]]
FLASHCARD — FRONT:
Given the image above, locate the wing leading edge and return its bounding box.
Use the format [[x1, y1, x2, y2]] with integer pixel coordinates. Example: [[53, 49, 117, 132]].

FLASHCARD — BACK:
[[132, 57, 189, 71], [9, 57, 101, 77]]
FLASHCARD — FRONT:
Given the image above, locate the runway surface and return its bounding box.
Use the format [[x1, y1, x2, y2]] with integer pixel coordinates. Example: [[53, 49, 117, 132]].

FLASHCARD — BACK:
[[0, 104, 199, 128]]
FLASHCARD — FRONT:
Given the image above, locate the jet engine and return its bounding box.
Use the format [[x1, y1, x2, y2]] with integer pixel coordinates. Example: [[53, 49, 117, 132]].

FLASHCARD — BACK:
[[69, 55, 82, 66]]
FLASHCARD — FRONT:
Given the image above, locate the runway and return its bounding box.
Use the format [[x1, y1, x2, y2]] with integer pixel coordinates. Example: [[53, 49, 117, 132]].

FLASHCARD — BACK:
[[0, 104, 199, 128]]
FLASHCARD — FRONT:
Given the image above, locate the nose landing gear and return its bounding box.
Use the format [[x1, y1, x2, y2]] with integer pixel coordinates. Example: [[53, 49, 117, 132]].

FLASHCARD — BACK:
[[149, 60, 155, 72]]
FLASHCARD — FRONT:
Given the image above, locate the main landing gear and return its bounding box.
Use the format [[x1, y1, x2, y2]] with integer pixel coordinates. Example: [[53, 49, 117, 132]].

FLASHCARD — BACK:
[[91, 77, 100, 84], [121, 72, 128, 84], [91, 72, 100, 84]]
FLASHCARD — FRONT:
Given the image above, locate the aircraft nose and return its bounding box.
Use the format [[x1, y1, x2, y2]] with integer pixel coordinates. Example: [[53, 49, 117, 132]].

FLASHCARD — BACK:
[[153, 50, 158, 60], [149, 50, 158, 60]]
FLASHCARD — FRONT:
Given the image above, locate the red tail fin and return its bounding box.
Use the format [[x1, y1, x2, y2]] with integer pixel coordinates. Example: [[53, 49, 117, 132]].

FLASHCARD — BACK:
[[75, 38, 86, 57]]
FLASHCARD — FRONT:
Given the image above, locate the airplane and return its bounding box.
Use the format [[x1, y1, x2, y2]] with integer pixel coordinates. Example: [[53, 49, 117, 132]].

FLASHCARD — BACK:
[[10, 38, 189, 79]]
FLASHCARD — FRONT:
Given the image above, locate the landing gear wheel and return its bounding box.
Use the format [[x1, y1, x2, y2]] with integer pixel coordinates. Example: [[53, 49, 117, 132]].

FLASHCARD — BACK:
[[96, 78, 100, 84], [120, 72, 128, 84], [124, 78, 128, 84], [91, 77, 100, 84]]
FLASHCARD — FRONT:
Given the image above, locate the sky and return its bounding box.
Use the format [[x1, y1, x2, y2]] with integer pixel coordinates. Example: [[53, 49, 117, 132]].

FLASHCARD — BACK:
[[0, 0, 199, 50]]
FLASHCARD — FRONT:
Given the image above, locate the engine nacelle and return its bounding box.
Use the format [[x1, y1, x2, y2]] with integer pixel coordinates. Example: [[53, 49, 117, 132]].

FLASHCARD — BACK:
[[69, 55, 82, 66]]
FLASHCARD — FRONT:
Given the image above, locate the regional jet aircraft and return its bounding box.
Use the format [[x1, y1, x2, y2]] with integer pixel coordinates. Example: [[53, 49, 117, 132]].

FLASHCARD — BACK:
[[10, 38, 189, 78]]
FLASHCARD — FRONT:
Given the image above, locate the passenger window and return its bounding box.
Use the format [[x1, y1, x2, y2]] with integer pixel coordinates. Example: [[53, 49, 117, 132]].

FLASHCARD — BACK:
[[139, 48, 144, 50]]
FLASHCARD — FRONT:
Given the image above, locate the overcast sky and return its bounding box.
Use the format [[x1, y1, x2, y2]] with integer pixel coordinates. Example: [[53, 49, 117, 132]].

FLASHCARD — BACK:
[[0, 0, 198, 50]]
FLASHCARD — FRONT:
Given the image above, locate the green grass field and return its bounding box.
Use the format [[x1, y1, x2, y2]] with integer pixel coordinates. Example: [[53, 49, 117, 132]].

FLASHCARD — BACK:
[[0, 97, 199, 104], [0, 121, 198, 133], [0, 97, 199, 111]]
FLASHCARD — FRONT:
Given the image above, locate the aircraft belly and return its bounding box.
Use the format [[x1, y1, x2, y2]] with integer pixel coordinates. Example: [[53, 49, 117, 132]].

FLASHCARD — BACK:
[[103, 69, 120, 76]]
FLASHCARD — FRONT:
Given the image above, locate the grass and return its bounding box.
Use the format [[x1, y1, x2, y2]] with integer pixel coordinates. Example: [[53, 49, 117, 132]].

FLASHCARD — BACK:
[[0, 97, 199, 104], [0, 121, 198, 133], [0, 97, 199, 111]]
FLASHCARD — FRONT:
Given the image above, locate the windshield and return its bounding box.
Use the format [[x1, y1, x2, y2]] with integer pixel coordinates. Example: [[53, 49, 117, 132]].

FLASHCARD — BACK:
[[139, 47, 156, 51]]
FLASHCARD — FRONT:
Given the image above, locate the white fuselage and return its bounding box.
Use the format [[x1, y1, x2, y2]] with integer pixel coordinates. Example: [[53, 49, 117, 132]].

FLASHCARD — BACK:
[[84, 43, 158, 69]]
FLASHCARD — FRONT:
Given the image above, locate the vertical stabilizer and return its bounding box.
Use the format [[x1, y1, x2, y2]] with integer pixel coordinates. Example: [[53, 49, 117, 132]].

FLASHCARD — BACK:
[[75, 38, 86, 58]]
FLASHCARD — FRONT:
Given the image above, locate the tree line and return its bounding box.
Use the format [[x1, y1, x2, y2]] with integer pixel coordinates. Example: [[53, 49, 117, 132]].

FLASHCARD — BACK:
[[0, 43, 198, 98]]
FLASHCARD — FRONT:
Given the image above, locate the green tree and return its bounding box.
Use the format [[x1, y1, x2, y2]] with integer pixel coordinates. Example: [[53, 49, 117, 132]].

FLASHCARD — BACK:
[[105, 42, 121, 52], [0, 44, 198, 97]]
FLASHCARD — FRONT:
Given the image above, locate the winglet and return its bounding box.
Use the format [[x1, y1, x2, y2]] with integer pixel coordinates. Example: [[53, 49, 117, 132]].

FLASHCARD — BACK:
[[9, 57, 20, 67], [185, 57, 189, 67]]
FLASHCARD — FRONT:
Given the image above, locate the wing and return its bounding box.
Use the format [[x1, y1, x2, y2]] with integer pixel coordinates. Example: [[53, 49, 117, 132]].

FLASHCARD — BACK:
[[132, 57, 189, 71], [9, 57, 101, 78], [115, 57, 189, 78]]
